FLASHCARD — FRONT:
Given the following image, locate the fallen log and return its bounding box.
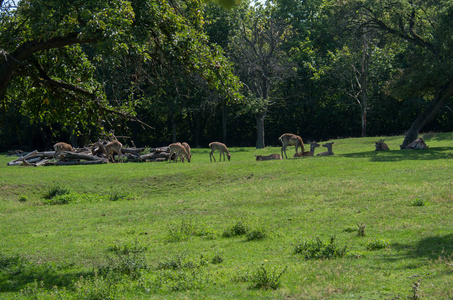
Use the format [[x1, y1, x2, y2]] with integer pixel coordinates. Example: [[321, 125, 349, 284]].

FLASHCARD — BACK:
[[122, 147, 145, 155], [7, 150, 39, 166], [60, 152, 107, 161], [139, 151, 169, 162], [56, 159, 107, 165], [148, 146, 169, 153]]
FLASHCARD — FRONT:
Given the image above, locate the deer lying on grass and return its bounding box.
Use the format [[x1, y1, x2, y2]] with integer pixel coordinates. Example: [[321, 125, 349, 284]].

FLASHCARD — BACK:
[[375, 139, 390, 151], [255, 153, 282, 161], [209, 142, 231, 162], [106, 140, 123, 163], [403, 137, 429, 150], [317, 141, 334, 156], [168, 142, 191, 163], [294, 141, 320, 157], [53, 142, 74, 160], [279, 133, 305, 159], [181, 142, 192, 162]]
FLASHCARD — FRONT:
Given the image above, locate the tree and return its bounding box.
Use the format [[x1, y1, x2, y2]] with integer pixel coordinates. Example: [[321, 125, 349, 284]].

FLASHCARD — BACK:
[[338, 0, 453, 147], [0, 0, 241, 146], [228, 0, 295, 148]]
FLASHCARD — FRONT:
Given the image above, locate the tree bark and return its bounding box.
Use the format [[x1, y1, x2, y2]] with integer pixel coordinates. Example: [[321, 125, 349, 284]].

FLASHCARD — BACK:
[[401, 77, 453, 148], [255, 112, 266, 149]]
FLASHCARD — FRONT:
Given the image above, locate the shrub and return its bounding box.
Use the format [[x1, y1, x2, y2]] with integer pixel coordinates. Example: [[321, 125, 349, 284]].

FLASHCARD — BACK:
[[222, 220, 249, 238], [366, 237, 390, 250], [100, 242, 148, 279], [211, 254, 224, 264], [165, 219, 197, 243], [18, 195, 28, 202], [249, 264, 287, 290], [411, 198, 426, 207], [43, 185, 71, 200], [357, 223, 366, 237], [245, 229, 267, 241], [294, 236, 347, 259]]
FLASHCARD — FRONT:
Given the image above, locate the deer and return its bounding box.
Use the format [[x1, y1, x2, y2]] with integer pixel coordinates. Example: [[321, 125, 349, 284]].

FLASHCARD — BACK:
[[168, 142, 191, 163], [53, 142, 74, 160], [279, 133, 305, 159], [181, 142, 192, 162], [317, 141, 335, 156], [403, 137, 429, 150], [106, 140, 123, 163], [255, 153, 283, 161], [209, 142, 231, 162], [375, 139, 390, 151], [294, 141, 320, 157]]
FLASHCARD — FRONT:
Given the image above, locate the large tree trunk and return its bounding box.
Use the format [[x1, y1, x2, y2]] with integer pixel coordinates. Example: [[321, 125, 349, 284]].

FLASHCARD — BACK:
[[255, 112, 266, 149], [222, 98, 227, 144], [401, 77, 453, 148]]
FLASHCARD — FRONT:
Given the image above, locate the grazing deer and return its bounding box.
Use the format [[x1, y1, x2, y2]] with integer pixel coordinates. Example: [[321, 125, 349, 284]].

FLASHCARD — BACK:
[[53, 142, 74, 160], [181, 142, 192, 162], [255, 153, 283, 161], [168, 142, 191, 163], [317, 141, 334, 156], [106, 140, 123, 163], [209, 142, 231, 162], [294, 141, 320, 157], [375, 139, 390, 151], [279, 133, 305, 159], [92, 140, 107, 157]]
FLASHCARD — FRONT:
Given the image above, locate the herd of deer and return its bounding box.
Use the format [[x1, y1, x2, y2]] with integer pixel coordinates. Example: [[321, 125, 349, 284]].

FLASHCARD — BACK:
[[52, 133, 427, 164]]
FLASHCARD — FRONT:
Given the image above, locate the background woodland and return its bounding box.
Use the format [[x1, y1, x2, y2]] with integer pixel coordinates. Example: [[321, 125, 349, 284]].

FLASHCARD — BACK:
[[1, 0, 453, 151]]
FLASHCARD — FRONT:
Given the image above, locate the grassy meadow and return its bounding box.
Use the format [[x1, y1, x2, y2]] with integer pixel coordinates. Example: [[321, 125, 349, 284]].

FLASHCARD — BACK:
[[0, 133, 452, 299]]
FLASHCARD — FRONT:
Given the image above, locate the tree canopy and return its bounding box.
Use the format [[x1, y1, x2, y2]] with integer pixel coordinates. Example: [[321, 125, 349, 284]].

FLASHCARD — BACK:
[[1, 0, 453, 151]]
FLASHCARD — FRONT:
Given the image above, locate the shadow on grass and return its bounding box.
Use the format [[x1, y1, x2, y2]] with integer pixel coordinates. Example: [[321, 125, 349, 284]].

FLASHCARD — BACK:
[[391, 233, 453, 262], [0, 255, 94, 293], [341, 147, 453, 162]]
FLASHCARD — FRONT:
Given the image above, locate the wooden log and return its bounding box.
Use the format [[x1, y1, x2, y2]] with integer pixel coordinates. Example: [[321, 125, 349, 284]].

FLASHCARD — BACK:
[[122, 147, 145, 155], [139, 152, 169, 161], [148, 146, 169, 153], [60, 152, 107, 161], [145, 157, 167, 162], [7, 150, 38, 166], [56, 159, 107, 165]]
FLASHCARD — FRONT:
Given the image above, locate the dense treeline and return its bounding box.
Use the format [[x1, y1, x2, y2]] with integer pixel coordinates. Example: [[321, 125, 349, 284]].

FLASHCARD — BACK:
[[1, 0, 453, 152]]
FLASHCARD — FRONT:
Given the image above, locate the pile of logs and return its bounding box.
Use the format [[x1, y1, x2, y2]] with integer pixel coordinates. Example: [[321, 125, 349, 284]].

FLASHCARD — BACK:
[[7, 145, 172, 166]]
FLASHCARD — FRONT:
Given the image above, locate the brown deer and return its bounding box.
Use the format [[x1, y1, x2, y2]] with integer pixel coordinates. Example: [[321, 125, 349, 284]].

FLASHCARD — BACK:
[[255, 153, 282, 161], [53, 142, 74, 160], [317, 141, 334, 156], [279, 133, 305, 159], [403, 137, 429, 150], [375, 139, 390, 151], [168, 142, 191, 163], [106, 140, 123, 162], [181, 142, 192, 162], [209, 142, 231, 162], [294, 141, 320, 157]]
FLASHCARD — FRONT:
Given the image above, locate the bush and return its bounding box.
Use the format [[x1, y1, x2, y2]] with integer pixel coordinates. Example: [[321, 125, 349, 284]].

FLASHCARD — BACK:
[[366, 237, 390, 250], [294, 236, 347, 259], [245, 229, 267, 241], [222, 220, 249, 238], [411, 198, 426, 206], [43, 185, 71, 200], [249, 264, 287, 290]]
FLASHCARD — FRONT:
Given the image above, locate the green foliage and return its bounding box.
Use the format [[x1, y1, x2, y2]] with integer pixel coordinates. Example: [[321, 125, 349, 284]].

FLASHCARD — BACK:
[[222, 219, 249, 237], [249, 264, 287, 290], [245, 228, 267, 241], [366, 237, 390, 251], [18, 195, 28, 202], [294, 236, 347, 259], [411, 198, 426, 207], [100, 242, 148, 279], [165, 219, 197, 243]]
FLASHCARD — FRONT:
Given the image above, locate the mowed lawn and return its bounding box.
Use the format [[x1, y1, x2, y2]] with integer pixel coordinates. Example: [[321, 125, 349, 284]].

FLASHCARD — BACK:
[[0, 133, 452, 299]]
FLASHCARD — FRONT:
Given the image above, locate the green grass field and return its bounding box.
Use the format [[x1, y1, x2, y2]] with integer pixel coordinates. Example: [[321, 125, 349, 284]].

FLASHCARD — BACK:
[[1, 133, 452, 299]]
